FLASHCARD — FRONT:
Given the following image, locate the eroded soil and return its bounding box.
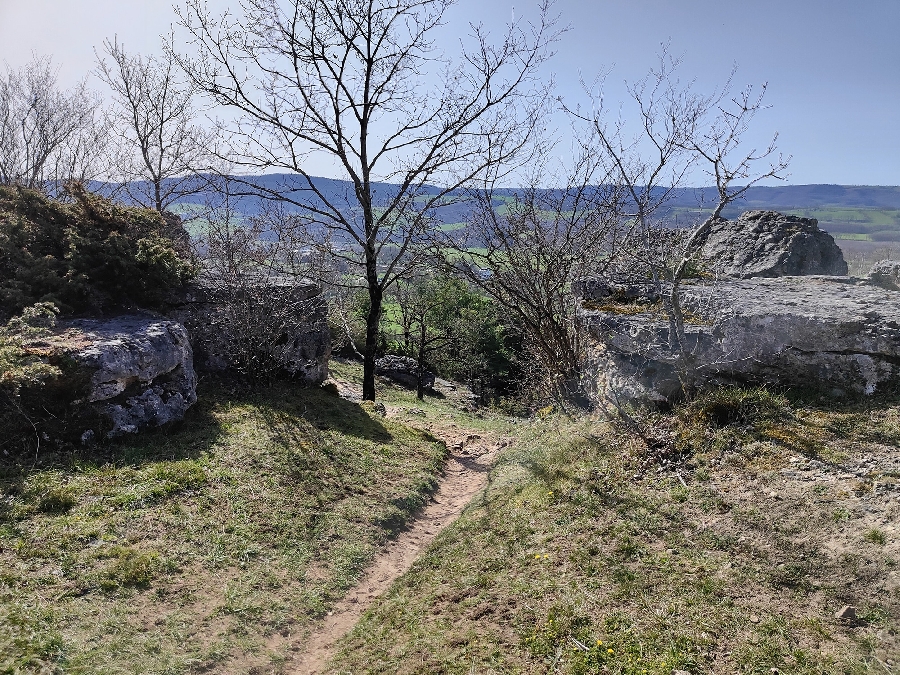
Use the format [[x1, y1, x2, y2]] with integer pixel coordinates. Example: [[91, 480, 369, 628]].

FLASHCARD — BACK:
[[288, 414, 508, 674]]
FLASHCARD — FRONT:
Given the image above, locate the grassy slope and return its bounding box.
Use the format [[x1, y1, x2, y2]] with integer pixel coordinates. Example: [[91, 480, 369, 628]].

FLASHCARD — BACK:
[[0, 371, 453, 674], [330, 392, 899, 674]]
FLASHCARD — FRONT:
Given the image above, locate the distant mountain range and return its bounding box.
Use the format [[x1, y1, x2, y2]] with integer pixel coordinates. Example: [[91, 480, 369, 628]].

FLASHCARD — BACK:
[[98, 175, 900, 242]]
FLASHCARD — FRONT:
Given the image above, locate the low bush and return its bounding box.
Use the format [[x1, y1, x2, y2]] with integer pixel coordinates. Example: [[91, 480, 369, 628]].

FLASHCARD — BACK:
[[0, 304, 64, 448], [0, 182, 195, 320], [681, 386, 790, 429]]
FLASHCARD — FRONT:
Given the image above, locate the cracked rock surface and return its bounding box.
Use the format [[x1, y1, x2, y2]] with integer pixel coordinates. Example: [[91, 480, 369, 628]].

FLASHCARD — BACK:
[[699, 210, 848, 278], [579, 276, 900, 403], [52, 316, 197, 437]]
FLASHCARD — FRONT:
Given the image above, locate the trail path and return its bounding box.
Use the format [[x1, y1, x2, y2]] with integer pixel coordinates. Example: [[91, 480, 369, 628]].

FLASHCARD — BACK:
[[290, 418, 504, 674]]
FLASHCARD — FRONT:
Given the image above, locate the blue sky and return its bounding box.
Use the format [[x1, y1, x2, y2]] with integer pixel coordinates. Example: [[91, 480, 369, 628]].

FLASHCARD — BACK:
[[1, 0, 897, 186]]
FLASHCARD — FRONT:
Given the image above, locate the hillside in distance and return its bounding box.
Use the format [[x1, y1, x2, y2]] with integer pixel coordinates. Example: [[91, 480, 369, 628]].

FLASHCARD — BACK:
[[666, 184, 900, 242], [109, 175, 900, 243]]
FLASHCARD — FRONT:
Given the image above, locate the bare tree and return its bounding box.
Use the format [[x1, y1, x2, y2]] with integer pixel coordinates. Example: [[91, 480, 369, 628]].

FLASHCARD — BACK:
[[570, 54, 789, 400], [96, 39, 212, 212], [190, 178, 325, 381], [171, 0, 558, 399], [440, 153, 624, 405], [664, 84, 789, 392], [0, 56, 107, 191]]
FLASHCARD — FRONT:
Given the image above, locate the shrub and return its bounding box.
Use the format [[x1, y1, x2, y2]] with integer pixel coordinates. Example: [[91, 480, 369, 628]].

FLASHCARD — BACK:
[[0, 182, 195, 320], [0, 303, 99, 454], [0, 303, 61, 394], [0, 304, 64, 445], [682, 386, 790, 429]]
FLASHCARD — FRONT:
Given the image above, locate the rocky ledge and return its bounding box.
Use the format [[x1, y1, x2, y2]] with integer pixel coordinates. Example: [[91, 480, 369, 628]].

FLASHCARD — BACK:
[[375, 355, 436, 390], [578, 276, 900, 404], [49, 316, 197, 438]]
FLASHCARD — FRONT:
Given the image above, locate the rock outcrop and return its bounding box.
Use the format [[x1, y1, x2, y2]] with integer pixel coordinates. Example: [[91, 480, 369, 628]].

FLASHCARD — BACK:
[[375, 355, 435, 390], [166, 276, 331, 384], [869, 260, 900, 290], [700, 210, 848, 278], [578, 276, 900, 404], [572, 275, 661, 306], [49, 316, 197, 437]]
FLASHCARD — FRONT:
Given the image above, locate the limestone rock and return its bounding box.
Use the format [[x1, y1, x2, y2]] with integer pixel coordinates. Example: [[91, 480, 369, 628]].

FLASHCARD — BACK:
[[578, 276, 900, 404], [166, 275, 330, 384], [52, 316, 197, 437], [375, 355, 435, 390], [835, 605, 857, 621], [700, 210, 848, 278], [572, 275, 661, 305], [869, 260, 900, 290]]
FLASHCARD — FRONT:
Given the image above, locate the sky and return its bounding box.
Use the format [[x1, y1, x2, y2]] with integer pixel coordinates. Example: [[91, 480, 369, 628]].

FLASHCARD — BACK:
[[0, 0, 897, 186]]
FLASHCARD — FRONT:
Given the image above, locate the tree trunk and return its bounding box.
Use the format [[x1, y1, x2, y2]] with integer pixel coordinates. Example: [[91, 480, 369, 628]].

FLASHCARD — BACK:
[[416, 324, 427, 401], [154, 179, 163, 213], [362, 283, 382, 401]]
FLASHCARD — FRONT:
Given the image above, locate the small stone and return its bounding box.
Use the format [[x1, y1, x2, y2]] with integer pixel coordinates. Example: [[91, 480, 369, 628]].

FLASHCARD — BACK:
[[749, 614, 760, 623], [320, 379, 340, 396], [835, 605, 857, 621], [768, 491, 779, 499], [673, 671, 691, 675]]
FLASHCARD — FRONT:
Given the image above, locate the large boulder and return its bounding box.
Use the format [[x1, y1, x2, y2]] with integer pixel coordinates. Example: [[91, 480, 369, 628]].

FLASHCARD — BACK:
[[578, 276, 900, 404], [166, 275, 331, 384], [48, 316, 197, 437], [869, 260, 900, 290], [700, 210, 848, 278], [375, 355, 435, 390]]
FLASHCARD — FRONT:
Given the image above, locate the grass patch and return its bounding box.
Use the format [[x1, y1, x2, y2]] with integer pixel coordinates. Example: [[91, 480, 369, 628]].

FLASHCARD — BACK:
[[329, 390, 900, 674], [0, 366, 455, 672]]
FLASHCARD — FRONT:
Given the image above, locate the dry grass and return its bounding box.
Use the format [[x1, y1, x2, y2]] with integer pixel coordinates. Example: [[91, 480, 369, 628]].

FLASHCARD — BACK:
[[328, 390, 900, 674]]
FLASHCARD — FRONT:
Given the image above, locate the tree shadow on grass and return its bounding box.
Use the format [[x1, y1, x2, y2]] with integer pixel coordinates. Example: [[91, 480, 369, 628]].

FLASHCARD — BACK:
[[0, 376, 392, 524], [252, 382, 393, 446]]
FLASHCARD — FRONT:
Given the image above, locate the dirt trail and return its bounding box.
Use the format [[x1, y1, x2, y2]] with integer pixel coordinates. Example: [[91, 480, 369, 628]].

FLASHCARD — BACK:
[[290, 422, 503, 674]]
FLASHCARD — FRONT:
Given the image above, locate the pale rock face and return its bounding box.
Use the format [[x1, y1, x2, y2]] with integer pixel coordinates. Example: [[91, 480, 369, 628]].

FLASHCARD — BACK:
[[375, 355, 436, 390], [56, 316, 197, 437], [578, 276, 900, 404], [869, 260, 900, 290], [700, 210, 848, 278]]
